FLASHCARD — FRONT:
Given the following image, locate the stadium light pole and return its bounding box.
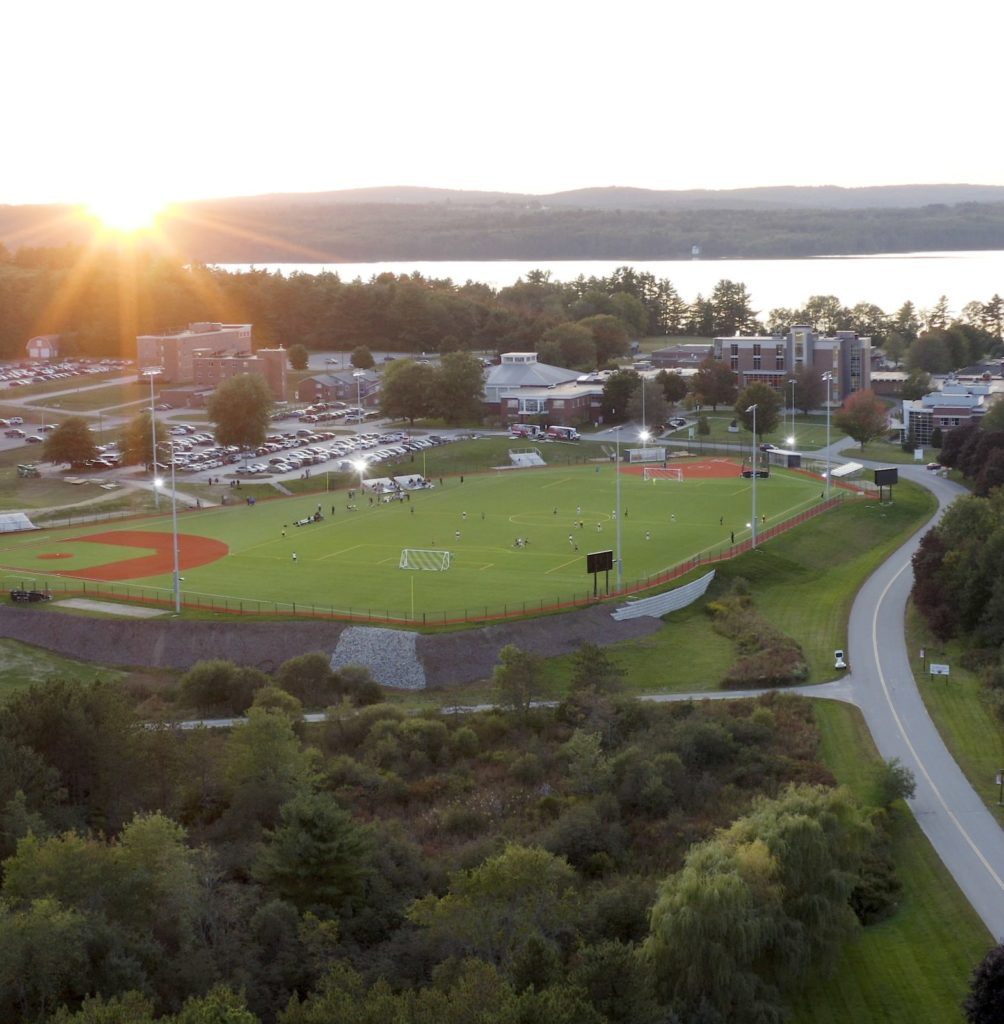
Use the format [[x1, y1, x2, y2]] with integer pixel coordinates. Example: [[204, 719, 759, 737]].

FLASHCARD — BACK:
[[142, 367, 162, 509], [822, 372, 833, 499], [615, 425, 623, 589], [353, 370, 365, 416], [787, 378, 797, 448], [352, 457, 367, 499], [747, 404, 758, 549], [154, 452, 182, 614]]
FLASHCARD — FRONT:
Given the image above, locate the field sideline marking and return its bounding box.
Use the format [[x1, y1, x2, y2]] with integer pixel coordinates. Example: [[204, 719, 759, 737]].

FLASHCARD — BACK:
[[319, 544, 365, 561], [540, 477, 573, 490], [546, 556, 580, 574]]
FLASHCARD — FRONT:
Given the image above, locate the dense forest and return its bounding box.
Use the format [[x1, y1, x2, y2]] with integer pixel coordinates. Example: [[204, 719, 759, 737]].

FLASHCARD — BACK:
[[4, 185, 1004, 262], [0, 644, 908, 1023], [1, 247, 1002, 371]]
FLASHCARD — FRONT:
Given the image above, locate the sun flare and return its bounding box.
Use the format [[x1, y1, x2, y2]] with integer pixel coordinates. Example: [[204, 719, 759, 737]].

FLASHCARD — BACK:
[[85, 193, 165, 234]]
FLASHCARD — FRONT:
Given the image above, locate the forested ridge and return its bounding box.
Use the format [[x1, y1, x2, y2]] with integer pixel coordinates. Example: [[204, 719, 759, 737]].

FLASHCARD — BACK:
[[4, 185, 1004, 262]]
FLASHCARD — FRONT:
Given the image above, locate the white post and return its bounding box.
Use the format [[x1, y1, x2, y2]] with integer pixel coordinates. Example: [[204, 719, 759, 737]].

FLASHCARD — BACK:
[[146, 370, 160, 510], [788, 378, 797, 447], [824, 372, 833, 499], [170, 453, 181, 614], [748, 404, 758, 549]]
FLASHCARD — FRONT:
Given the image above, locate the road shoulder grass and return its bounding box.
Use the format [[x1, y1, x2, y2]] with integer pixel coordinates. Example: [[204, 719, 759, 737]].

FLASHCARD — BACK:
[[789, 699, 990, 1024]]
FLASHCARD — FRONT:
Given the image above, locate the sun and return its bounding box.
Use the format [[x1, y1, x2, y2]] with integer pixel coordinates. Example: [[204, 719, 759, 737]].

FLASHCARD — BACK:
[[85, 193, 165, 234]]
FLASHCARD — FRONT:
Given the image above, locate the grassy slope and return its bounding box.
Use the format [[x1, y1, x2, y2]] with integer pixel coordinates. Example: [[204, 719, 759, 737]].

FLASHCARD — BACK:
[[536, 481, 935, 694], [906, 606, 1004, 825], [0, 638, 125, 697], [790, 700, 990, 1023]]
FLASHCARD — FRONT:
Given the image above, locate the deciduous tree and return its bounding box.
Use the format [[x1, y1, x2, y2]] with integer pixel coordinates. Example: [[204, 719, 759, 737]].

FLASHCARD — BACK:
[[734, 382, 781, 438], [379, 359, 436, 425], [119, 410, 168, 468], [407, 844, 579, 968], [492, 645, 544, 720], [833, 389, 889, 449], [431, 352, 484, 425], [206, 373, 273, 452], [42, 416, 98, 469], [693, 357, 736, 410], [601, 369, 640, 423], [286, 343, 309, 370], [350, 345, 375, 369]]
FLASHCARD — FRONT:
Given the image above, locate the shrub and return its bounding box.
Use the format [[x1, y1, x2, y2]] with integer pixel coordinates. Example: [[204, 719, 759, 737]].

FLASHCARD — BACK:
[[440, 805, 489, 837], [274, 652, 338, 707], [450, 726, 479, 760], [510, 753, 545, 785], [179, 659, 266, 715]]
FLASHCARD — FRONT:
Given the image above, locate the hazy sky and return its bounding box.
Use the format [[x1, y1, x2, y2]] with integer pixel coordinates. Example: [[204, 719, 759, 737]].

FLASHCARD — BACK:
[[9, 0, 1001, 208]]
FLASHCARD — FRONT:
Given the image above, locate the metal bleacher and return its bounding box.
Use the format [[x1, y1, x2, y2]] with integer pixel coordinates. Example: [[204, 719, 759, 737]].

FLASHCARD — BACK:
[[611, 569, 716, 620]]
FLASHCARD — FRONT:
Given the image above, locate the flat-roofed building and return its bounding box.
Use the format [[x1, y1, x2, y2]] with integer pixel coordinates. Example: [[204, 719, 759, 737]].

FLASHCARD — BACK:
[[137, 322, 253, 383], [712, 325, 871, 402], [901, 383, 995, 444], [192, 347, 287, 401]]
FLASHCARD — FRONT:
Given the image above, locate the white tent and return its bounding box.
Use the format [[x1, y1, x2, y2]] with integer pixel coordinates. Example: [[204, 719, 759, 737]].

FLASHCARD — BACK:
[[0, 513, 37, 533]]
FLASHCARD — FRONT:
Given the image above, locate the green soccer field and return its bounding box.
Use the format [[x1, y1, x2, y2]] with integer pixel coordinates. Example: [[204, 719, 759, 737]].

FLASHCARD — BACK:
[[0, 462, 827, 620]]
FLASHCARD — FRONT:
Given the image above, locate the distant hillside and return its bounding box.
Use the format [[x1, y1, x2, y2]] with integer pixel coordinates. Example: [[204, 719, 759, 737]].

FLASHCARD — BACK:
[[3, 184, 1004, 261], [218, 183, 1004, 211]]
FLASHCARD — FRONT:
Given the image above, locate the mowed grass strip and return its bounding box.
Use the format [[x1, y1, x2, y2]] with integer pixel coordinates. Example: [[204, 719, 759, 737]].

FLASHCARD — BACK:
[[906, 605, 1004, 825], [789, 699, 991, 1024], [0, 463, 824, 618]]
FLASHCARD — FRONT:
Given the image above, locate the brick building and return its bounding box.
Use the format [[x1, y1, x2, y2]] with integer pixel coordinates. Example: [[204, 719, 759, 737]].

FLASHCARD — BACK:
[[297, 370, 380, 407], [712, 325, 871, 402], [192, 348, 287, 400], [136, 322, 253, 383]]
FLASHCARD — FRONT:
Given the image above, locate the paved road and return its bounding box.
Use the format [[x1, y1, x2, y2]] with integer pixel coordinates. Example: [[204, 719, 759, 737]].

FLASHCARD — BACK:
[[653, 462, 1004, 939], [847, 465, 1004, 939]]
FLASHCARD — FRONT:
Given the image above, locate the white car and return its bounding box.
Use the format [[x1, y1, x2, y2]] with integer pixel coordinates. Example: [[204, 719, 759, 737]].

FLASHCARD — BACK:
[[834, 650, 847, 670]]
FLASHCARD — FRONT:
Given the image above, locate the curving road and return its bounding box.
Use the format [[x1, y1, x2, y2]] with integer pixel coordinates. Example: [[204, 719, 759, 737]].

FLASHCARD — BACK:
[[847, 464, 1004, 938]]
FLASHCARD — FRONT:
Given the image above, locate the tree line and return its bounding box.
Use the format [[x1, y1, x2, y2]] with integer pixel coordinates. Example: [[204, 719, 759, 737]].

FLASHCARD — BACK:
[[1, 248, 1002, 373], [0, 641, 913, 1023]]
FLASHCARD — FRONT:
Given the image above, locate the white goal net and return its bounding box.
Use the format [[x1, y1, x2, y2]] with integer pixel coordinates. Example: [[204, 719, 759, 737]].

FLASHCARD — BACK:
[[643, 466, 684, 482], [399, 548, 452, 571]]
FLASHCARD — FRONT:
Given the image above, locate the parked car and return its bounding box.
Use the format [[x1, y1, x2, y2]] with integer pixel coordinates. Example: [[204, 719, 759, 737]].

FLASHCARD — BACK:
[[834, 650, 847, 670], [4, 429, 25, 438], [24, 435, 43, 444]]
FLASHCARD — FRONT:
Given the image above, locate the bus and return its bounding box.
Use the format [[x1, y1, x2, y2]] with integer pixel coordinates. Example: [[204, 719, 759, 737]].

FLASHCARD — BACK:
[[546, 425, 580, 441]]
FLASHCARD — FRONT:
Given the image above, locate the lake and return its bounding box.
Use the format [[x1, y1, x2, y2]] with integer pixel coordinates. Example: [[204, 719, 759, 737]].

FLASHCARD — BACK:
[[217, 250, 1004, 317]]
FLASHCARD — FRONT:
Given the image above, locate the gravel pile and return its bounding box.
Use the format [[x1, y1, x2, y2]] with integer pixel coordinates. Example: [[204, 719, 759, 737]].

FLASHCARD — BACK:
[[330, 626, 426, 690]]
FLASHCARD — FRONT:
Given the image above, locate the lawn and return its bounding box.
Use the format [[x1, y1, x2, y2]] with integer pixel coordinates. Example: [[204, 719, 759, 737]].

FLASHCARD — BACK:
[[789, 699, 991, 1023], [683, 412, 836, 453], [0, 460, 825, 620], [24, 381, 149, 414], [906, 606, 1004, 825]]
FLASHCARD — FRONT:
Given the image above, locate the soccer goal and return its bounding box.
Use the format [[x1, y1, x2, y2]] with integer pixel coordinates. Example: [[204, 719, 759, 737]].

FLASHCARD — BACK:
[[643, 466, 684, 482], [399, 548, 452, 571]]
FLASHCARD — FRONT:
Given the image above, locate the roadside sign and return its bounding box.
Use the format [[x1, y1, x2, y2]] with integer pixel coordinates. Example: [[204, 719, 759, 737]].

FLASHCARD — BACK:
[[929, 663, 950, 676]]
